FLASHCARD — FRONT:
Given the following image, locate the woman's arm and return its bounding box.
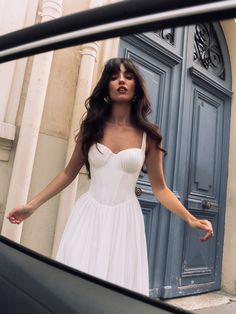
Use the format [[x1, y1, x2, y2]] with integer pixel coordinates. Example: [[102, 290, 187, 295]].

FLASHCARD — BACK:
[[145, 136, 213, 241], [7, 135, 85, 224], [28, 135, 84, 209]]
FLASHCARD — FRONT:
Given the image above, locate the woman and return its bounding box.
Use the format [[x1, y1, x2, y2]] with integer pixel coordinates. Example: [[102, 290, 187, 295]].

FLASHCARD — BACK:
[[7, 58, 213, 296]]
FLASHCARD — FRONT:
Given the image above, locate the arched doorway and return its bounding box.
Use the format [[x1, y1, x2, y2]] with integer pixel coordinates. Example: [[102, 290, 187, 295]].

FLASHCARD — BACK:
[[119, 22, 232, 298]]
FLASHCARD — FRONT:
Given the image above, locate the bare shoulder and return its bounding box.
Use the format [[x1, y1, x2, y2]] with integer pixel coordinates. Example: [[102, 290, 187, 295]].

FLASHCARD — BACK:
[[146, 134, 161, 156]]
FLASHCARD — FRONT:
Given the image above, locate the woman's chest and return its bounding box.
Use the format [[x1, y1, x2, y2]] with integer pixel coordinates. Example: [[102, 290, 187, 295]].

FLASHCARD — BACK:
[[88, 143, 145, 174]]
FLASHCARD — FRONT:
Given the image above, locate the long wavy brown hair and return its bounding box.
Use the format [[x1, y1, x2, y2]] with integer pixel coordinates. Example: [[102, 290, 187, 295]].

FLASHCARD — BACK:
[[77, 58, 166, 177]]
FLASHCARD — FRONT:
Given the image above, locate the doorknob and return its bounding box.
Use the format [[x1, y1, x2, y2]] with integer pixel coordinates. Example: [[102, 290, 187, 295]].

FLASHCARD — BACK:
[[201, 200, 212, 209], [135, 186, 142, 197]]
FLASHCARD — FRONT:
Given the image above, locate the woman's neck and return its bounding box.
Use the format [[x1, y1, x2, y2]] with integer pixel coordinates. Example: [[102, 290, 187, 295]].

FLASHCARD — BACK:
[[108, 102, 132, 126]]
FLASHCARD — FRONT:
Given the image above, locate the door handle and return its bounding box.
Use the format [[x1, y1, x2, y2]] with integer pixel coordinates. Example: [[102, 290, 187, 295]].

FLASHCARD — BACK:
[[135, 186, 142, 197], [201, 200, 212, 209]]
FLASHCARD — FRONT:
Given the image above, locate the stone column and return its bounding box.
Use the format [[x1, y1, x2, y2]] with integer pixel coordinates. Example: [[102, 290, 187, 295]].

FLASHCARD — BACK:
[[1, 0, 63, 241], [100, 0, 120, 66], [0, 0, 36, 162], [100, 37, 120, 68], [52, 0, 103, 258]]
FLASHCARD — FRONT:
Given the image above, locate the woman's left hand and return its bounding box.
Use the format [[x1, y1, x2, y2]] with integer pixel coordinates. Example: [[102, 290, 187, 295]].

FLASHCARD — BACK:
[[188, 218, 214, 241]]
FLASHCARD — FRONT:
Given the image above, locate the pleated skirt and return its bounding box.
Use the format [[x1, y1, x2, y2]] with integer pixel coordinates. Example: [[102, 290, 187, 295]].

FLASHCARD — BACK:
[[55, 191, 149, 295]]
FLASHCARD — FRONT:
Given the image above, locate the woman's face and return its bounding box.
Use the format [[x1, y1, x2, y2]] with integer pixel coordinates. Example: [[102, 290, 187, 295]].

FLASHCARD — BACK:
[[108, 63, 136, 104]]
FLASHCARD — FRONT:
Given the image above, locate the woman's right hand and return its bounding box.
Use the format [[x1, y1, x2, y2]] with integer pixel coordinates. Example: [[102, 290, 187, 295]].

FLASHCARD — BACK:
[[7, 204, 35, 224]]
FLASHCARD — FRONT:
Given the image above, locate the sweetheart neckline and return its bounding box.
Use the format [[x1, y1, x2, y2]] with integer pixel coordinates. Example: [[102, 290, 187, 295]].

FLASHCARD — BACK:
[[95, 142, 145, 155]]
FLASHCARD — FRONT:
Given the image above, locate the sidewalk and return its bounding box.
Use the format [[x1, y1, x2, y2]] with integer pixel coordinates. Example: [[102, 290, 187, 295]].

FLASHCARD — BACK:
[[165, 291, 236, 313]]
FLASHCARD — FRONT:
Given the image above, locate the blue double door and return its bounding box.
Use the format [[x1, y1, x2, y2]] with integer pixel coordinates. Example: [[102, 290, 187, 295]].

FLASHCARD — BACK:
[[119, 23, 231, 298]]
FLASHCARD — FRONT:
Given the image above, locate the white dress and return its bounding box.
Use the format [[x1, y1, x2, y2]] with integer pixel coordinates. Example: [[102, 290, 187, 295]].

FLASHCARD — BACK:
[[56, 132, 149, 295]]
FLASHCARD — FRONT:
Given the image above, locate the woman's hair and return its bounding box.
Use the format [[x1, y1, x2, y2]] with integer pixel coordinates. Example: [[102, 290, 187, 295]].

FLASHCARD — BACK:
[[77, 57, 166, 177]]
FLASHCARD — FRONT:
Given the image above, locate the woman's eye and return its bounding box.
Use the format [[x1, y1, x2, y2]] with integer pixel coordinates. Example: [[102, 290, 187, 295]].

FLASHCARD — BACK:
[[110, 73, 134, 81], [126, 73, 134, 80], [110, 75, 118, 80]]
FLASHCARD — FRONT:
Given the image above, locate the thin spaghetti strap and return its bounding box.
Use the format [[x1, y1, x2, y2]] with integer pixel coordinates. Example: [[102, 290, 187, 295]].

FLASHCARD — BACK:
[[141, 132, 147, 151]]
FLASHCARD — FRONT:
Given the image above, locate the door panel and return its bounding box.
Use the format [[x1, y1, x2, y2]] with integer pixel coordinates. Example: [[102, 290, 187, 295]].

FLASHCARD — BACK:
[[180, 84, 223, 290], [188, 87, 223, 203]]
